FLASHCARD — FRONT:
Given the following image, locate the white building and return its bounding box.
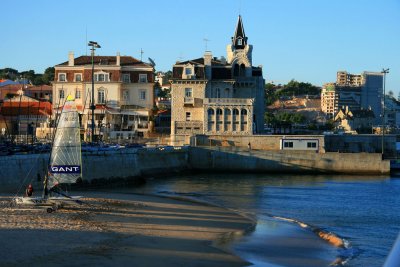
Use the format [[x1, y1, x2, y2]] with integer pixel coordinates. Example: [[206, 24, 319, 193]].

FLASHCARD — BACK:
[[53, 52, 155, 141]]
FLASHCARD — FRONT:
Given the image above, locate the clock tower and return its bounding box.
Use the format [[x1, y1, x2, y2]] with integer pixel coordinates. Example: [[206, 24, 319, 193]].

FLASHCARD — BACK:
[[226, 15, 253, 77]]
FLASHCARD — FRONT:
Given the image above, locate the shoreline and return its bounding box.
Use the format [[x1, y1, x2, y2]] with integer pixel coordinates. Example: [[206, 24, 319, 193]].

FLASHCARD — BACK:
[[0, 191, 255, 267]]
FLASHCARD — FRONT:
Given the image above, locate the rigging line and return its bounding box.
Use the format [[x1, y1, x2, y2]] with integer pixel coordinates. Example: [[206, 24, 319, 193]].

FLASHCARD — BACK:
[[34, 85, 43, 143], [13, 153, 43, 198], [17, 88, 23, 144]]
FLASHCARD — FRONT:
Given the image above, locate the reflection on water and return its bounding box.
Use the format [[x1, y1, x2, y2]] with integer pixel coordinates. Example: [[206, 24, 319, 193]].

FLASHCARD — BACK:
[[129, 173, 400, 267]]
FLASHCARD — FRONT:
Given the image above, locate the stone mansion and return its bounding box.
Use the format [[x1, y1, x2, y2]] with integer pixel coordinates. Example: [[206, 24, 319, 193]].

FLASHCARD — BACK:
[[170, 15, 265, 142]]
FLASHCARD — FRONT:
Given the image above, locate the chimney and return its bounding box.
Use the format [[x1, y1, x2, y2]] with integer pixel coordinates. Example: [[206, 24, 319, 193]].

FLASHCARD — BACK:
[[204, 51, 212, 66], [204, 51, 212, 79], [68, 51, 74, 66], [116, 52, 120, 66]]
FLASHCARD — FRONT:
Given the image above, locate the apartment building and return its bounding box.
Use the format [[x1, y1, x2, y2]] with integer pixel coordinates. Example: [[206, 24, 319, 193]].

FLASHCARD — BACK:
[[322, 71, 383, 124], [53, 52, 155, 141]]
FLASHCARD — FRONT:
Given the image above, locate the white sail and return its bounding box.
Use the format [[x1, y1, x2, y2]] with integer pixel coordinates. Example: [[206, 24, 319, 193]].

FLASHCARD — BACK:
[[48, 96, 82, 189]]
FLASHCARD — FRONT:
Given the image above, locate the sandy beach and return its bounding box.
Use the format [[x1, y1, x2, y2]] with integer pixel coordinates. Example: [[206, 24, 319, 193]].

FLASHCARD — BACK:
[[0, 192, 255, 267]]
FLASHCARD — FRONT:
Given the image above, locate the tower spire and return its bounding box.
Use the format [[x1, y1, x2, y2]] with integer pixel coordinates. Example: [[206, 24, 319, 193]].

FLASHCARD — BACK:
[[232, 15, 247, 49]]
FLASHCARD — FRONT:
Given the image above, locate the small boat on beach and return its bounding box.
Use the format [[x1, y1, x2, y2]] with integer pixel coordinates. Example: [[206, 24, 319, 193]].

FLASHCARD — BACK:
[[13, 95, 83, 212]]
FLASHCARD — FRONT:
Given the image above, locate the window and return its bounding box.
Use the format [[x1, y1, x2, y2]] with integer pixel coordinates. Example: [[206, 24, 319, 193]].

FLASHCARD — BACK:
[[75, 90, 81, 99], [237, 38, 242, 45], [94, 73, 109, 82], [216, 88, 220, 98], [186, 112, 191, 121], [75, 74, 82, 82], [58, 73, 66, 82], [216, 109, 223, 115], [59, 89, 65, 99], [241, 109, 247, 115], [185, 88, 192, 97], [123, 90, 129, 101], [139, 90, 146, 100], [139, 74, 147, 83], [122, 74, 130, 83], [98, 90, 105, 104], [185, 68, 192, 75], [307, 142, 317, 148], [284, 142, 294, 148]]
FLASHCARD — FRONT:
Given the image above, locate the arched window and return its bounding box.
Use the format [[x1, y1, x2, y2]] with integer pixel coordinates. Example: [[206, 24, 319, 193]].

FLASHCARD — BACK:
[[216, 108, 223, 115], [207, 108, 215, 132], [241, 109, 248, 132], [240, 64, 246, 77], [233, 109, 239, 115], [224, 109, 231, 132], [233, 64, 239, 77]]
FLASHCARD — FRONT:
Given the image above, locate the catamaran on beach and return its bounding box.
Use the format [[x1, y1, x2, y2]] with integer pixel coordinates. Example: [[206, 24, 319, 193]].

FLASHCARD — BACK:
[[12, 95, 83, 212]]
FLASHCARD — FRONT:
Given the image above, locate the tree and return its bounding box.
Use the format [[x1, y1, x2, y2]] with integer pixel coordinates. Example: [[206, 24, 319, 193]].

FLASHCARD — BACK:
[[264, 112, 276, 125], [42, 67, 55, 85]]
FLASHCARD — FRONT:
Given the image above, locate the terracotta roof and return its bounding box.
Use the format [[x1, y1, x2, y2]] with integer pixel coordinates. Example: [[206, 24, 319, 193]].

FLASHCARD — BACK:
[[57, 56, 152, 68], [0, 84, 23, 90], [25, 85, 52, 92], [1, 101, 52, 116]]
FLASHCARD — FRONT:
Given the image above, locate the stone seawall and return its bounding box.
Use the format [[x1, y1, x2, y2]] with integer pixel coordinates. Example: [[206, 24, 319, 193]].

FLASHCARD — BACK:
[[189, 147, 390, 174], [0, 147, 189, 192], [0, 146, 389, 192]]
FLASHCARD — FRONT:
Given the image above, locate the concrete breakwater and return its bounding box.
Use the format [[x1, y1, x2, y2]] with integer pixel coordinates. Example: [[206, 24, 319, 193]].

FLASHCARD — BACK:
[[0, 146, 389, 191], [189, 147, 390, 174]]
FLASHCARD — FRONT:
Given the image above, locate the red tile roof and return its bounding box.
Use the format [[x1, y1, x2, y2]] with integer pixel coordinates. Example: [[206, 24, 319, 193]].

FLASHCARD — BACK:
[[1, 101, 52, 116], [56, 56, 152, 68]]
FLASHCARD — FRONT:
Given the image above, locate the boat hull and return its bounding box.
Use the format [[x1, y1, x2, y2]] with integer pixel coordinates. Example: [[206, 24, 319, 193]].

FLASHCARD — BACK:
[[14, 196, 83, 206]]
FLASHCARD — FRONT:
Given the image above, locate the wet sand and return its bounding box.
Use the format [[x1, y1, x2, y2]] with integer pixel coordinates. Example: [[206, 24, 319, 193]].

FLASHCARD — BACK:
[[0, 192, 254, 267]]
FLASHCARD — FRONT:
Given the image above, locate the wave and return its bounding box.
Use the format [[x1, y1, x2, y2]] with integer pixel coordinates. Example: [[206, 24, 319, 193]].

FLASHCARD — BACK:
[[157, 190, 357, 265], [270, 215, 358, 266]]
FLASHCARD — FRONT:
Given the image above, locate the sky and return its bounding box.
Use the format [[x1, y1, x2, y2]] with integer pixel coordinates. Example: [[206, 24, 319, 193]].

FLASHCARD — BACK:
[[1, 0, 399, 94]]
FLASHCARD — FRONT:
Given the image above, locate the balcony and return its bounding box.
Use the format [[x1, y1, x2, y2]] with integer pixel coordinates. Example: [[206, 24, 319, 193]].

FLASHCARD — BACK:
[[175, 120, 203, 134], [204, 98, 254, 106], [184, 97, 194, 105]]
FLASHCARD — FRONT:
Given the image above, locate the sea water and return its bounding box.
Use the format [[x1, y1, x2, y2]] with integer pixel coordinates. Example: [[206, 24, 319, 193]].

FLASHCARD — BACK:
[[129, 173, 400, 267]]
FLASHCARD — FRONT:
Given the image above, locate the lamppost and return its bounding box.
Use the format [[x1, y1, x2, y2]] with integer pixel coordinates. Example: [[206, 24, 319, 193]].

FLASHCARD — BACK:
[[381, 68, 389, 158], [88, 41, 101, 143]]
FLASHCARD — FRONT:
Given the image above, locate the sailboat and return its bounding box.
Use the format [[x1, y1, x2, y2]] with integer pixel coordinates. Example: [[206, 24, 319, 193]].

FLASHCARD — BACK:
[[14, 95, 83, 212]]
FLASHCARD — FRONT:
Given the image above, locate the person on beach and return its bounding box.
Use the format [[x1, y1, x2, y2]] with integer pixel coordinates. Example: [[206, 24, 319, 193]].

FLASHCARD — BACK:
[[25, 184, 33, 197]]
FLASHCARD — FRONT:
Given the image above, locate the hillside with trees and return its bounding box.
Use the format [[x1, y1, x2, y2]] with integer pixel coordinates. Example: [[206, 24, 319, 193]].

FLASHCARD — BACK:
[[0, 67, 54, 85], [264, 80, 332, 133], [265, 79, 320, 106]]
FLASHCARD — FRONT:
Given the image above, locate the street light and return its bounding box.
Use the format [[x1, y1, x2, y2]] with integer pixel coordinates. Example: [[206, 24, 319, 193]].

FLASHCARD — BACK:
[[88, 41, 101, 143], [381, 68, 389, 158]]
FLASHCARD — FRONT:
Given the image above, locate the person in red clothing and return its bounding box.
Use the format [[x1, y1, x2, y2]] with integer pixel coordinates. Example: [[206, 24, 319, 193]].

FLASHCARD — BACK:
[[25, 184, 33, 197]]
